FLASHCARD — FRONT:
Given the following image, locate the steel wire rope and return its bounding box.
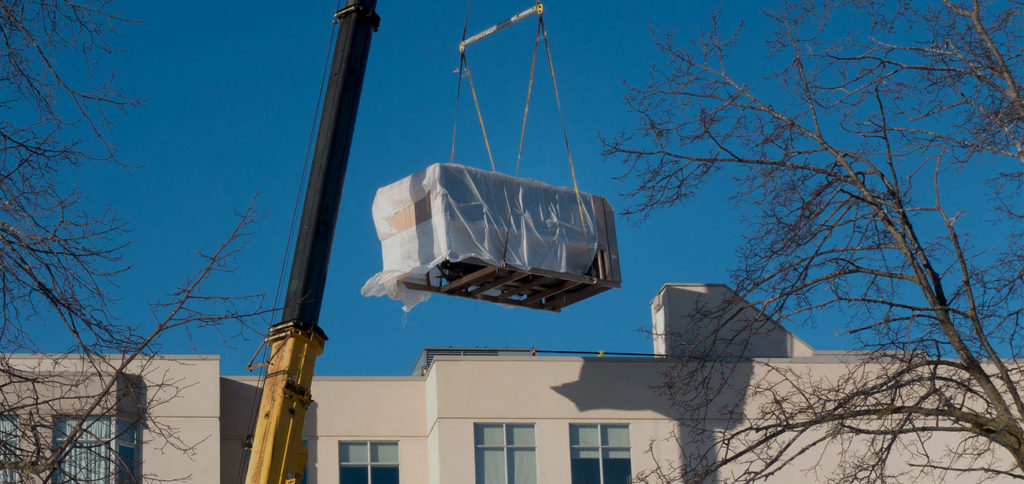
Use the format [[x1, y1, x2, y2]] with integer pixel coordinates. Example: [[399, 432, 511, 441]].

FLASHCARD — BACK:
[[449, 0, 496, 172], [235, 8, 340, 482], [448, 0, 472, 165]]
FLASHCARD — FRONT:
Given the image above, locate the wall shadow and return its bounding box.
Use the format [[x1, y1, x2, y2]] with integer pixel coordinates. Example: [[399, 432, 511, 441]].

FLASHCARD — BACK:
[[220, 378, 259, 483], [550, 357, 755, 483]]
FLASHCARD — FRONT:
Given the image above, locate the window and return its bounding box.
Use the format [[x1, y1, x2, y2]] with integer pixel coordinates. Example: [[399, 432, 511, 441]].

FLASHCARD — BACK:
[[474, 424, 536, 484], [339, 441, 398, 484], [569, 424, 631, 484], [1, 416, 17, 483], [114, 419, 139, 484], [53, 416, 139, 484], [301, 440, 308, 484]]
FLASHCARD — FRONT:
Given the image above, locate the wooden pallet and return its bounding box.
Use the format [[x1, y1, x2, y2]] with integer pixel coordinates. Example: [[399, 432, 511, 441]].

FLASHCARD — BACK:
[[399, 259, 619, 312]]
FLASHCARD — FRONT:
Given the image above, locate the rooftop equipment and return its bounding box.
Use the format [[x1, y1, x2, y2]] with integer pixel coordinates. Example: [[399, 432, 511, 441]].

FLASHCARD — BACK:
[[362, 163, 620, 311], [361, 3, 621, 312]]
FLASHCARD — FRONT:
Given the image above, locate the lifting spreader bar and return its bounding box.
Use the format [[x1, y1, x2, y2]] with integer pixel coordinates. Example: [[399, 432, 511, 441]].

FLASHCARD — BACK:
[[459, 4, 543, 52]]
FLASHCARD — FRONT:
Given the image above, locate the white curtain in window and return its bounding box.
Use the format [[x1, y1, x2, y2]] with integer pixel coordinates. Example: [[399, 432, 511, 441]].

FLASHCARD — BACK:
[[475, 448, 504, 484], [1, 416, 17, 483], [601, 426, 629, 447], [56, 417, 112, 484], [508, 448, 536, 484]]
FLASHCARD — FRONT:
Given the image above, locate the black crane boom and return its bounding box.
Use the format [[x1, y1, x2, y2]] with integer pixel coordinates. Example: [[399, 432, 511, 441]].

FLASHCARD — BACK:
[[245, 1, 379, 482], [283, 0, 380, 328]]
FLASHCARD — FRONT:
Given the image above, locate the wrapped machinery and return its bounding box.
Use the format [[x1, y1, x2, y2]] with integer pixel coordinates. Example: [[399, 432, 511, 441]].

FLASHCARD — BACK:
[[362, 163, 621, 311]]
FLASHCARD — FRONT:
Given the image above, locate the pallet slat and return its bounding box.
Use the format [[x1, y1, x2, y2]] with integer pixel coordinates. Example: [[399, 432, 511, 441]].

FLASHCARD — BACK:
[[495, 276, 554, 302], [398, 255, 619, 312], [440, 266, 497, 293], [468, 272, 530, 297], [521, 280, 581, 307]]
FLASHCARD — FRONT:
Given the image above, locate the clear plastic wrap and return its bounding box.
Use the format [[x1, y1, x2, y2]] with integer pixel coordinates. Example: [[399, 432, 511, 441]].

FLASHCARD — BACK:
[[361, 163, 599, 310]]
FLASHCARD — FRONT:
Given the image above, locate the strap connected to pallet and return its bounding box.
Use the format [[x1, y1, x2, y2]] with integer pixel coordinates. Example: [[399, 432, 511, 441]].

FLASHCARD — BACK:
[[514, 17, 541, 179], [464, 56, 496, 171], [539, 15, 589, 234], [500, 17, 543, 266], [450, 2, 591, 242]]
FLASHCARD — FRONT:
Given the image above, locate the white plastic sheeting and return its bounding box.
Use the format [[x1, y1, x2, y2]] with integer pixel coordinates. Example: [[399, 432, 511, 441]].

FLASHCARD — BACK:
[[361, 163, 599, 310]]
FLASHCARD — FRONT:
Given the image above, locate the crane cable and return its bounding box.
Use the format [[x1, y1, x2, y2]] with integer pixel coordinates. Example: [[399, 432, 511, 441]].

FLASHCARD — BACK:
[[448, 0, 473, 165], [449, 0, 496, 172], [449, 0, 495, 172], [236, 7, 340, 483]]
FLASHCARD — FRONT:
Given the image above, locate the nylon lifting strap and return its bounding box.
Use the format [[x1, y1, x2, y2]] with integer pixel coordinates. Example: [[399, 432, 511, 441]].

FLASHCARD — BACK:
[[450, 0, 495, 172], [464, 56, 496, 171], [451, 2, 539, 175], [450, 2, 590, 233], [539, 15, 589, 235], [500, 14, 543, 265], [514, 17, 541, 179]]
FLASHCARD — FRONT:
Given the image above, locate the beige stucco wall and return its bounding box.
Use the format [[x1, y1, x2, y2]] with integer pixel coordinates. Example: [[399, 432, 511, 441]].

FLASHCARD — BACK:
[[10, 347, 1012, 483], [220, 352, 1020, 483], [3, 354, 221, 483], [138, 356, 222, 483], [651, 283, 814, 359], [220, 375, 427, 484], [220, 357, 686, 484], [422, 356, 683, 484]]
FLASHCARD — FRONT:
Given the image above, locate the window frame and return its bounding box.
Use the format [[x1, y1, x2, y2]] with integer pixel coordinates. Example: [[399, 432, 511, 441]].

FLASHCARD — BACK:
[[114, 418, 140, 484], [1, 415, 18, 483], [568, 423, 632, 484], [473, 423, 537, 484], [52, 415, 140, 484], [338, 440, 399, 484]]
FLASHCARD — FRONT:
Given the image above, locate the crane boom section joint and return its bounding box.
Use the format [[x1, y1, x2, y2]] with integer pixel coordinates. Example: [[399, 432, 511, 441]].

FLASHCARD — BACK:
[[334, 4, 381, 31], [245, 323, 325, 483]]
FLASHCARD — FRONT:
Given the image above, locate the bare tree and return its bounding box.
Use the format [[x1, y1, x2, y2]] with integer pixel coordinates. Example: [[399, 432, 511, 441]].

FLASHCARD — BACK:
[[0, 1, 263, 481], [605, 0, 1023, 482]]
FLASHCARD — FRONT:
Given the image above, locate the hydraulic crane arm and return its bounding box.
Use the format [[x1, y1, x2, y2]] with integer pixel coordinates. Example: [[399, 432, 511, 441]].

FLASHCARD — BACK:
[[245, 2, 379, 483]]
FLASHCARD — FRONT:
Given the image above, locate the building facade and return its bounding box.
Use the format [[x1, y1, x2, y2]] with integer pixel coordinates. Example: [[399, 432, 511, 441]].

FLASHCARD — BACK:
[[2, 284, 1018, 483], [0, 354, 221, 483]]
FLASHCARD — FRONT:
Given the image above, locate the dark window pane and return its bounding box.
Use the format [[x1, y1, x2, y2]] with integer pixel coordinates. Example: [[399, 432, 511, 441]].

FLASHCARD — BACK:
[[371, 466, 400, 484], [602, 457, 632, 484], [117, 444, 139, 484], [340, 466, 369, 484], [570, 457, 600, 484]]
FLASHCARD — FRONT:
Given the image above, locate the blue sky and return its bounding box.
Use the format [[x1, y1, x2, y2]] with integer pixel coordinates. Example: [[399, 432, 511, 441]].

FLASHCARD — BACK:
[[59, 0, 860, 376]]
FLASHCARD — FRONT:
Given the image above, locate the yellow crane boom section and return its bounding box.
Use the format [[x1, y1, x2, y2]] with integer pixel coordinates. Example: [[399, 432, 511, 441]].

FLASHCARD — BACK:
[[245, 324, 325, 483]]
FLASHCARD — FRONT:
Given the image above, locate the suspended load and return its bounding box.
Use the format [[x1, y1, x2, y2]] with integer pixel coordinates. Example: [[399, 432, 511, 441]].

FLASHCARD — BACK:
[[361, 163, 620, 311]]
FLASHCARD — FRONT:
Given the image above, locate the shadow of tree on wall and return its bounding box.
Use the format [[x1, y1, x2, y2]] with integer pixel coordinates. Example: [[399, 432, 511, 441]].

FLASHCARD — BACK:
[[551, 356, 755, 484]]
